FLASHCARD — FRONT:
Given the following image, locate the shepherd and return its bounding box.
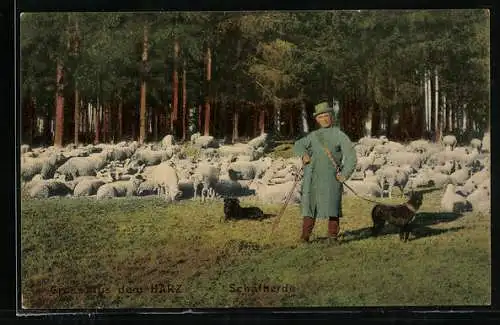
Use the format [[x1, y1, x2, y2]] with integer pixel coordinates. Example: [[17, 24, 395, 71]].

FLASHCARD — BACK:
[[293, 102, 357, 244]]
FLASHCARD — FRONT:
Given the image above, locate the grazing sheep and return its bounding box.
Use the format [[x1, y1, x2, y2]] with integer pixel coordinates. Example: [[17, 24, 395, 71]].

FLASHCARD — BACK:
[[462, 169, 490, 194], [466, 184, 490, 214], [227, 161, 256, 181], [432, 160, 456, 175], [408, 139, 431, 154], [21, 152, 68, 182], [247, 133, 269, 149], [386, 151, 422, 171], [56, 150, 112, 180], [193, 135, 218, 149], [343, 180, 382, 198], [149, 161, 182, 202], [29, 180, 72, 199], [96, 174, 145, 199], [442, 135, 457, 151], [190, 132, 201, 144], [449, 167, 471, 186], [73, 179, 106, 197], [249, 179, 300, 204], [440, 184, 472, 213], [131, 148, 172, 166], [470, 138, 482, 153]]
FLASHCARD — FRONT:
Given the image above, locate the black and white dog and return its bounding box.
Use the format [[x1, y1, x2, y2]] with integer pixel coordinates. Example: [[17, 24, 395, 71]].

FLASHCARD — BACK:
[[222, 197, 265, 222], [371, 191, 424, 242]]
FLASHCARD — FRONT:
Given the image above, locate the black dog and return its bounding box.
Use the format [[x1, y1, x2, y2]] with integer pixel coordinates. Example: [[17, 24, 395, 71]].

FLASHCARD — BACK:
[[371, 191, 424, 242], [222, 197, 264, 222]]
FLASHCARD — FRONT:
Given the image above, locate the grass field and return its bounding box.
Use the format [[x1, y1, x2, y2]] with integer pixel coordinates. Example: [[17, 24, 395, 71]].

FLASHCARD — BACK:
[[20, 188, 491, 309]]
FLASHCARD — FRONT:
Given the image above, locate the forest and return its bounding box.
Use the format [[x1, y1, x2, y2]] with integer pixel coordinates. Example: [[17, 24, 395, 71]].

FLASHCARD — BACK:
[[19, 10, 490, 147]]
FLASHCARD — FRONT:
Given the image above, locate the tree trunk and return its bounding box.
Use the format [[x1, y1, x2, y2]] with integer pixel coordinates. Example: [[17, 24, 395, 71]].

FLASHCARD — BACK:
[[54, 60, 65, 147], [118, 97, 123, 140], [232, 104, 239, 143], [259, 107, 265, 135], [182, 60, 187, 142], [273, 98, 281, 136], [139, 25, 148, 144], [364, 105, 373, 137], [434, 67, 439, 141], [154, 109, 159, 141], [172, 40, 180, 136], [198, 104, 202, 133], [94, 103, 100, 144], [204, 46, 212, 136]]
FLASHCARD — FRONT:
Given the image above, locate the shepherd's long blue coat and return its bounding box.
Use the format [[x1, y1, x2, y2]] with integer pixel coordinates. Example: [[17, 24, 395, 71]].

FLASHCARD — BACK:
[[293, 126, 357, 219]]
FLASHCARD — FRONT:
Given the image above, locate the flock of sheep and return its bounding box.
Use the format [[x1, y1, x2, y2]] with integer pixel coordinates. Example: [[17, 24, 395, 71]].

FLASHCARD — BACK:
[[20, 131, 490, 215]]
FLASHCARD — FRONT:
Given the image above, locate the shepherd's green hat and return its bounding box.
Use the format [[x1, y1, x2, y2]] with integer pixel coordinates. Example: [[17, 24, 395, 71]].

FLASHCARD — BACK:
[[313, 102, 335, 117]]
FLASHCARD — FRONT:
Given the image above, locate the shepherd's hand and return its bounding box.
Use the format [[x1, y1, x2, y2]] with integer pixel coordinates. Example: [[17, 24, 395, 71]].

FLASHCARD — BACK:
[[302, 154, 311, 165], [336, 173, 346, 183]]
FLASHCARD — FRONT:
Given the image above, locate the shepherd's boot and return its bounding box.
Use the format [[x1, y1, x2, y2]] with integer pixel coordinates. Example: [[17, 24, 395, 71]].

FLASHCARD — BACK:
[[327, 217, 340, 245], [300, 216, 315, 243]]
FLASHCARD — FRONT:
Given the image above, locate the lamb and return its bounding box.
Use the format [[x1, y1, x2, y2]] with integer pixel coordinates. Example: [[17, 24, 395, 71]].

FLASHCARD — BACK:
[[29, 180, 72, 199], [96, 174, 145, 199], [442, 135, 457, 151], [145, 161, 183, 202], [440, 184, 472, 213], [55, 150, 112, 180]]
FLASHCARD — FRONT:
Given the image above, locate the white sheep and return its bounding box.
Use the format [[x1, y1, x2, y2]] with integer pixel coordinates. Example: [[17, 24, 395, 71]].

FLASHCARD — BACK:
[[356, 151, 376, 173], [466, 183, 490, 214], [440, 184, 472, 213], [343, 180, 382, 198], [29, 180, 72, 199], [148, 161, 182, 202], [96, 174, 145, 199], [462, 168, 490, 194], [386, 151, 422, 171], [432, 160, 456, 175], [355, 144, 372, 157], [73, 179, 106, 197], [449, 167, 471, 186], [192, 161, 220, 201], [21, 152, 68, 181], [56, 150, 112, 180], [376, 166, 410, 198], [442, 135, 457, 151], [470, 138, 482, 153], [131, 148, 172, 166], [249, 179, 301, 204]]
